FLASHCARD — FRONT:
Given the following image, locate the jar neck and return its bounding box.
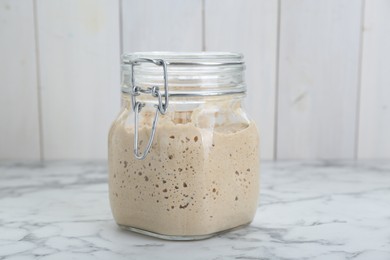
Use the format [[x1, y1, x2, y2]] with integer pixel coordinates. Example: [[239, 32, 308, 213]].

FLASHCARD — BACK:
[[121, 52, 246, 97]]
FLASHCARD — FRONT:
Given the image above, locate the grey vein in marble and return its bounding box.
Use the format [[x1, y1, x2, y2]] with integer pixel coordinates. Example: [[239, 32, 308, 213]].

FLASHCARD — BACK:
[[0, 161, 390, 260]]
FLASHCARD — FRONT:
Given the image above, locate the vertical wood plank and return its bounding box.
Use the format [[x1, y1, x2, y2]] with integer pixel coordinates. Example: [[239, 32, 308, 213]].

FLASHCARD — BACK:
[[0, 0, 41, 160], [37, 0, 121, 159], [122, 0, 202, 52], [277, 0, 363, 159], [204, 0, 278, 160], [358, 0, 390, 159]]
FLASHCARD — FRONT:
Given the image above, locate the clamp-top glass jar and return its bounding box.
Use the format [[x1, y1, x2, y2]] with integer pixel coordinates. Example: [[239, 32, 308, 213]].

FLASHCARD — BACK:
[[108, 52, 259, 240]]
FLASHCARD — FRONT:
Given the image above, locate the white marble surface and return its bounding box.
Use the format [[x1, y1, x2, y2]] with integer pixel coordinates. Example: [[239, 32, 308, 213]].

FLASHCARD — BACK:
[[0, 161, 390, 260]]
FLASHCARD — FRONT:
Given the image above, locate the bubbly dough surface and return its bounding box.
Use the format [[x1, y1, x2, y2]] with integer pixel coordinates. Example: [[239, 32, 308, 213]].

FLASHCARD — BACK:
[[108, 110, 259, 236]]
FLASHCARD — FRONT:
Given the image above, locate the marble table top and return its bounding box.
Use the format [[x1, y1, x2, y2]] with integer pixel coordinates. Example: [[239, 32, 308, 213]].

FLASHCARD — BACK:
[[0, 161, 389, 260]]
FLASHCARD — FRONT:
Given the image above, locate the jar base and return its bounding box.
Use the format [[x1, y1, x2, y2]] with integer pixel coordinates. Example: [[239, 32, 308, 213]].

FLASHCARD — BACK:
[[118, 223, 251, 241]]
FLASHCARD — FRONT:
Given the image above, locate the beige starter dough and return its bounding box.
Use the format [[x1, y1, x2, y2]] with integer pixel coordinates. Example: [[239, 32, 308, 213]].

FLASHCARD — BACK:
[[108, 104, 259, 237]]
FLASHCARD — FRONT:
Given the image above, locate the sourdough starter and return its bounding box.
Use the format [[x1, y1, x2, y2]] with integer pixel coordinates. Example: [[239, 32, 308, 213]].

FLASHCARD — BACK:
[[108, 109, 259, 236]]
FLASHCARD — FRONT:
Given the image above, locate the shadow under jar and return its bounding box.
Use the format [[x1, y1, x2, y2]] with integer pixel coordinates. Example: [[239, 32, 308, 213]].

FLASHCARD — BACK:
[[108, 52, 260, 240]]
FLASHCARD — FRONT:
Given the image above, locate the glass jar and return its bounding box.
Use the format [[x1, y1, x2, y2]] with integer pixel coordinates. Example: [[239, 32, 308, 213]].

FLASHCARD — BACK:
[[108, 52, 259, 240]]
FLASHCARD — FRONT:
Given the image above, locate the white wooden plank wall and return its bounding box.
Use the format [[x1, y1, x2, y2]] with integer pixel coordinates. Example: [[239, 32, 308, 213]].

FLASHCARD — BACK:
[[358, 0, 390, 159], [122, 0, 202, 52], [36, 0, 120, 159], [204, 0, 278, 160], [1, 0, 390, 161], [0, 0, 41, 160], [276, 0, 363, 159]]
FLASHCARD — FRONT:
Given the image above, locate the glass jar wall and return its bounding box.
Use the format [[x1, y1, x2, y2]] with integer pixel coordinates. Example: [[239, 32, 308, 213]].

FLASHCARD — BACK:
[[108, 52, 260, 240]]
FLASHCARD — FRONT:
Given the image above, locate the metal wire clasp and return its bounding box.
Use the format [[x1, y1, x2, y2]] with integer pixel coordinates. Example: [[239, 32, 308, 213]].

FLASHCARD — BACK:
[[130, 58, 169, 160]]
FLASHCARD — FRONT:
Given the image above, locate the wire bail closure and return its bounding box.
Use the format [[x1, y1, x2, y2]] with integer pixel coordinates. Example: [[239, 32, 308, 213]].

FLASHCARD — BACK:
[[130, 58, 169, 160]]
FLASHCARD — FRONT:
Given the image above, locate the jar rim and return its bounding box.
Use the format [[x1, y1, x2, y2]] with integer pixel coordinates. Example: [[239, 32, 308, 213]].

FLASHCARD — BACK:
[[122, 52, 244, 66]]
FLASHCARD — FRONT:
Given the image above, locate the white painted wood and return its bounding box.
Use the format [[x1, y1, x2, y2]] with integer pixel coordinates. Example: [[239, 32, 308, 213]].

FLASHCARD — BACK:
[[3, 0, 389, 161], [37, 0, 121, 159], [0, 0, 41, 160], [277, 0, 363, 159], [122, 0, 202, 52], [204, 0, 278, 160], [358, 0, 390, 159]]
